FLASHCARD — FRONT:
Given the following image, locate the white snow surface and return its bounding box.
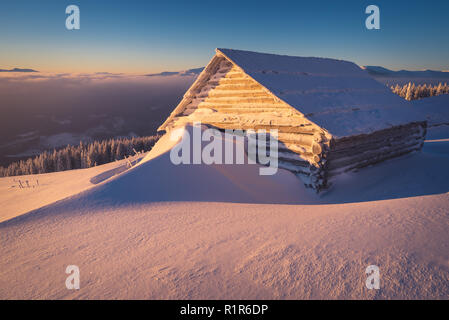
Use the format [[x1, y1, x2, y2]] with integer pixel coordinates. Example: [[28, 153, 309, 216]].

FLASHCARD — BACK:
[[0, 155, 144, 223], [411, 95, 449, 127], [1, 125, 449, 299], [218, 49, 424, 137]]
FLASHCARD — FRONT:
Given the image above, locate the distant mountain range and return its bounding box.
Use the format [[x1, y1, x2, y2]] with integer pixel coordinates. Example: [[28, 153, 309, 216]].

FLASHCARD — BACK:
[[4, 66, 449, 83], [145, 67, 204, 77], [4, 65, 448, 80], [0, 68, 38, 73], [146, 65, 449, 82], [364, 66, 449, 79]]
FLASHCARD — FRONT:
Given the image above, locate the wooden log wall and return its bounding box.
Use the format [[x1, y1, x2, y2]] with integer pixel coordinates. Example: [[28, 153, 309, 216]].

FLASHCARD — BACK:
[[327, 122, 427, 179]]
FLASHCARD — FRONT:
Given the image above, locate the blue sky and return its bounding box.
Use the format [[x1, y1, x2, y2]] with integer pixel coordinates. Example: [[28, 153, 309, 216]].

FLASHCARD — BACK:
[[1, 0, 448, 72]]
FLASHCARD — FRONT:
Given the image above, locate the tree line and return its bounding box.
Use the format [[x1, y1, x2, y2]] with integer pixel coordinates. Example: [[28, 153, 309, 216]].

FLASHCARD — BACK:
[[390, 82, 449, 101], [0, 135, 160, 177]]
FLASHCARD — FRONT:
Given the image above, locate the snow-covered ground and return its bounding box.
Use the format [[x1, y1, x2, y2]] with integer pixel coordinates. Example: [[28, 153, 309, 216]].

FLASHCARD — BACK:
[[1, 125, 448, 299], [411, 95, 449, 128], [0, 154, 144, 223]]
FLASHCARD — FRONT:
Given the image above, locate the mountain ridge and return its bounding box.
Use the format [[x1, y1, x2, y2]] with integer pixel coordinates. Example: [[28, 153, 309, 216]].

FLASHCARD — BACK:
[[0, 68, 38, 73]]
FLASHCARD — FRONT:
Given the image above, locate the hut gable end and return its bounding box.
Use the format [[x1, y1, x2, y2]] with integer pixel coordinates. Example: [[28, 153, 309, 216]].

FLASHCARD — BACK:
[[158, 53, 323, 136]]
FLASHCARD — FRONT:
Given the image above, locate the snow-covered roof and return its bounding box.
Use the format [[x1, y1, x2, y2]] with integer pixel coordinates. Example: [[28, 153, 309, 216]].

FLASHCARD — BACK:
[[217, 48, 423, 137]]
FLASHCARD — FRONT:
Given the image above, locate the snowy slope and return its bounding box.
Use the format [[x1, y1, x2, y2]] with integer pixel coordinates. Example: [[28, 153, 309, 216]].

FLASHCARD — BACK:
[[1, 125, 449, 299], [218, 49, 423, 137], [0, 154, 144, 223], [411, 95, 449, 127]]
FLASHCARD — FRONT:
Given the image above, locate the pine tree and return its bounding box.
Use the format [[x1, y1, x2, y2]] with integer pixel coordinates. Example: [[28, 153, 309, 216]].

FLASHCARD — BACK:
[[414, 85, 421, 100], [404, 83, 412, 100], [436, 83, 443, 95], [55, 151, 64, 172]]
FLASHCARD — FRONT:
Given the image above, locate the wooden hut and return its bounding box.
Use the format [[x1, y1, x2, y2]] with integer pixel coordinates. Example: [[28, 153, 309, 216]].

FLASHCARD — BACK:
[[158, 49, 426, 191]]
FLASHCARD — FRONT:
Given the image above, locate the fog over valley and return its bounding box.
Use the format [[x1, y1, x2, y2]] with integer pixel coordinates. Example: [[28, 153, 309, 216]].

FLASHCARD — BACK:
[[0, 72, 196, 166]]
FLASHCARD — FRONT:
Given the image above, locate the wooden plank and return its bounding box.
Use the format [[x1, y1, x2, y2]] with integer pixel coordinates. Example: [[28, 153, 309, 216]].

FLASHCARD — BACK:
[[194, 107, 293, 114], [203, 97, 277, 104], [223, 72, 248, 79], [248, 141, 318, 160], [198, 90, 268, 98], [312, 143, 323, 155], [207, 83, 262, 90], [276, 133, 317, 146], [196, 102, 292, 109], [204, 122, 318, 134]]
